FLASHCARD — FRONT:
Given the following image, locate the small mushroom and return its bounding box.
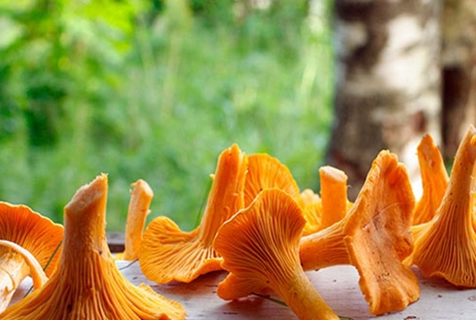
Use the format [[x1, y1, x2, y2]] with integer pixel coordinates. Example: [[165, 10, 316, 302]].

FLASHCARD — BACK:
[[406, 125, 476, 287], [299, 150, 419, 315], [0, 174, 186, 319], [214, 188, 339, 320], [318, 165, 352, 230], [412, 134, 449, 225], [0, 202, 63, 311], [138, 144, 247, 284], [115, 179, 154, 260]]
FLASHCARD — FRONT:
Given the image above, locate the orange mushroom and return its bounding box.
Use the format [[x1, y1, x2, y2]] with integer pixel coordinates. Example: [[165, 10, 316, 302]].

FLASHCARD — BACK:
[[214, 188, 339, 320], [406, 125, 476, 287], [0, 202, 63, 311], [411, 134, 449, 225], [300, 188, 323, 235], [317, 165, 352, 230], [115, 179, 154, 260], [299, 150, 419, 315], [138, 144, 247, 284], [244, 153, 301, 207], [0, 174, 186, 319]]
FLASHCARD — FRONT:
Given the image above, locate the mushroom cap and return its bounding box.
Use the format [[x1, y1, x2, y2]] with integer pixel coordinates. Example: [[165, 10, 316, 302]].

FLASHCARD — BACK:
[[139, 144, 247, 284], [1, 174, 186, 319], [344, 150, 418, 315], [0, 202, 63, 276], [214, 188, 306, 299], [408, 125, 476, 287], [244, 153, 301, 207], [412, 134, 449, 225]]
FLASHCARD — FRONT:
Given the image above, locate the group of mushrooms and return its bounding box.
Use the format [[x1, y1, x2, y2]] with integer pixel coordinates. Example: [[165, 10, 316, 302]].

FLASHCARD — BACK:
[[2, 125, 476, 319]]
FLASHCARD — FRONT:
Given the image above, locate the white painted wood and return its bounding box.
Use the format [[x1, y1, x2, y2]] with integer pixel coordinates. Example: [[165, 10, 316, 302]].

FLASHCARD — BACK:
[[9, 262, 476, 319]]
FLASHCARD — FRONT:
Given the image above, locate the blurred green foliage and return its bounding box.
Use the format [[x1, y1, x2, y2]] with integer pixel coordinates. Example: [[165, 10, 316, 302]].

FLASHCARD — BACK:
[[0, 0, 334, 231]]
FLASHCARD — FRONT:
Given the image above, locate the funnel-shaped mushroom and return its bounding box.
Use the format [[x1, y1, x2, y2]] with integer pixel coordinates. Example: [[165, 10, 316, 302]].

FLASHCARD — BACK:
[[406, 125, 476, 287], [299, 150, 418, 315], [214, 188, 339, 320], [116, 179, 154, 260], [0, 174, 186, 319], [139, 144, 247, 284], [0, 202, 63, 311], [244, 153, 301, 207], [411, 134, 449, 225]]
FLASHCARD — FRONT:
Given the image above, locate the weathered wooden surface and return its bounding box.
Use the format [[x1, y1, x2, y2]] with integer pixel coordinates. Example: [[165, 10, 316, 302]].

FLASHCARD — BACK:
[[10, 261, 476, 319]]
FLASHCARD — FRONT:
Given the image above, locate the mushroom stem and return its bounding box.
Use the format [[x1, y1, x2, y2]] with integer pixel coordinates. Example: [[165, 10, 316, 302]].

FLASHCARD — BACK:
[[120, 179, 154, 260], [0, 240, 48, 290], [272, 265, 338, 320], [0, 246, 30, 311], [0, 240, 48, 312], [300, 222, 350, 270], [319, 166, 349, 229]]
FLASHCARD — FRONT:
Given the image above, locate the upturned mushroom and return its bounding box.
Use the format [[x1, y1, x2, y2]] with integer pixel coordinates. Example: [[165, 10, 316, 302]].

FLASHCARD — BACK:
[[0, 202, 63, 311], [138, 144, 247, 284], [0, 174, 186, 319], [406, 125, 476, 287], [411, 134, 449, 225], [115, 179, 154, 260], [214, 188, 339, 320], [299, 150, 419, 315]]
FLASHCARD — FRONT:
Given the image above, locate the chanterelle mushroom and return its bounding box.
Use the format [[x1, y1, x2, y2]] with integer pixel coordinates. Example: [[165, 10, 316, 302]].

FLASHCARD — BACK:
[[214, 188, 339, 320], [138, 144, 247, 284], [0, 202, 63, 311], [0, 174, 186, 319], [411, 134, 448, 225], [406, 125, 476, 287], [299, 150, 419, 315], [116, 179, 154, 261]]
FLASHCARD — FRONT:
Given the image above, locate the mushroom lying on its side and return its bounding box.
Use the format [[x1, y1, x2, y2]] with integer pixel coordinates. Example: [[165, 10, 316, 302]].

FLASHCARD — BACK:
[[0, 174, 186, 319], [0, 203, 63, 311], [214, 188, 339, 320], [139, 144, 247, 284], [299, 150, 418, 315]]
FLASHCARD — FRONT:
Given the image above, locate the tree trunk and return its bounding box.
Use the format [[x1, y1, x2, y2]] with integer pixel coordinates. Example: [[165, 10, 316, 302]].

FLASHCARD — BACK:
[[441, 0, 476, 161], [326, 0, 442, 200]]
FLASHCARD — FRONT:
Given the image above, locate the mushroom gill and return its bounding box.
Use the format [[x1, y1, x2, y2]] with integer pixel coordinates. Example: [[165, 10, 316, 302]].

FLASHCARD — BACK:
[[138, 144, 247, 284], [214, 188, 339, 320], [0, 174, 186, 319]]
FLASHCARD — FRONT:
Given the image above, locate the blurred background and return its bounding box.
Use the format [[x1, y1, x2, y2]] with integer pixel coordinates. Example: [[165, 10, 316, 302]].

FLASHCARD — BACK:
[[0, 0, 334, 231], [1, 0, 475, 232]]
